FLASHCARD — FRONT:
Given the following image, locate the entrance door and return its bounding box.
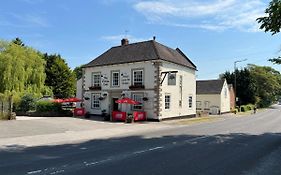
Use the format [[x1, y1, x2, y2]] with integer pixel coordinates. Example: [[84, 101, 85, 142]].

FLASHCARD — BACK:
[[112, 98, 119, 111]]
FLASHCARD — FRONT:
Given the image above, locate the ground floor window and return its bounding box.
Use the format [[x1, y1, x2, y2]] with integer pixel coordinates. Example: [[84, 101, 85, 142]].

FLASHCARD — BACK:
[[188, 96, 192, 108], [204, 101, 210, 110], [132, 93, 143, 110], [91, 93, 100, 109], [165, 95, 171, 109]]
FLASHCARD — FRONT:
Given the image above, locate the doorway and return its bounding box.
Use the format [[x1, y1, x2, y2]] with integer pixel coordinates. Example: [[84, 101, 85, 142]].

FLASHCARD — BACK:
[[112, 98, 119, 111]]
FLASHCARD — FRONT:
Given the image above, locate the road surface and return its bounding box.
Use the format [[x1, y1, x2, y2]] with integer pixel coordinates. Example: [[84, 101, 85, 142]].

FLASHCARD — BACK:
[[1, 105, 281, 175]]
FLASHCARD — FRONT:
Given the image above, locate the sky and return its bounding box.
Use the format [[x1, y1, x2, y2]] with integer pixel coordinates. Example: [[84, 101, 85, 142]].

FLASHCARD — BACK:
[[1, 0, 280, 79]]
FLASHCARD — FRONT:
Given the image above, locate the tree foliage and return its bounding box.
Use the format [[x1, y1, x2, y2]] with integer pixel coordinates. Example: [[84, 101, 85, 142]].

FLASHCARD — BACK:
[[73, 65, 84, 80], [257, 0, 281, 35], [44, 54, 76, 98], [221, 65, 281, 107], [0, 40, 49, 97]]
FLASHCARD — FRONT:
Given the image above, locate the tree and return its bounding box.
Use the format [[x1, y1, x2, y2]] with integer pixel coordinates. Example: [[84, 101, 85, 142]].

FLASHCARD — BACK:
[[0, 40, 48, 97], [221, 65, 281, 107], [12, 37, 25, 47], [257, 0, 281, 64], [257, 0, 281, 35], [221, 68, 256, 105], [43, 54, 76, 98], [73, 65, 84, 80]]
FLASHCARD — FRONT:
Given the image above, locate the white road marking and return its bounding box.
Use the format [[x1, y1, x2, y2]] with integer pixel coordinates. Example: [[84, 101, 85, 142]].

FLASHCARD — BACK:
[[80, 147, 87, 150], [27, 170, 42, 174], [50, 170, 65, 174]]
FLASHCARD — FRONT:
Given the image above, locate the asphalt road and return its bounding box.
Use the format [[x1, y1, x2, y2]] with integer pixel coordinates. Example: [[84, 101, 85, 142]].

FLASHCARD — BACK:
[[1, 105, 281, 175]]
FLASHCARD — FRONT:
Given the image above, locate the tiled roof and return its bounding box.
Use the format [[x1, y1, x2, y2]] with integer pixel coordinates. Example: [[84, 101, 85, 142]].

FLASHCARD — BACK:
[[83, 40, 196, 69], [196, 79, 225, 94]]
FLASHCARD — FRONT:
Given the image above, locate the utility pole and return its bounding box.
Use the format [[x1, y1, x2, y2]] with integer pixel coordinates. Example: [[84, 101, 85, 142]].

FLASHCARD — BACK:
[[234, 59, 247, 108]]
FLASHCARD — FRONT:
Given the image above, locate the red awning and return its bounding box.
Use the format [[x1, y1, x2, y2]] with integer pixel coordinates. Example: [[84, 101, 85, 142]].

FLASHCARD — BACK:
[[63, 97, 82, 103], [53, 99, 64, 103]]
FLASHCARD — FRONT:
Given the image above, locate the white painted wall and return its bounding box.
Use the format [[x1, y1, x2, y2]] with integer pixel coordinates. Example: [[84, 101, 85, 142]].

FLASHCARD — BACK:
[[83, 61, 156, 117], [160, 61, 196, 119], [220, 80, 231, 113]]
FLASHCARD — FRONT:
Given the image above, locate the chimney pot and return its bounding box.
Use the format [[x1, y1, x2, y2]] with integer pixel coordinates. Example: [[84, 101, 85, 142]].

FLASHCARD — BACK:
[[121, 38, 129, 46], [153, 36, 156, 40]]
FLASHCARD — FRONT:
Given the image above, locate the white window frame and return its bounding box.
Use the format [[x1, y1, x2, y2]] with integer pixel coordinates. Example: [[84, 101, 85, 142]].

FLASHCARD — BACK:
[[165, 94, 171, 110], [91, 93, 101, 109], [92, 72, 101, 87], [204, 101, 210, 109], [188, 96, 192, 108], [132, 69, 144, 86], [196, 101, 202, 109], [132, 93, 143, 110], [111, 71, 120, 87]]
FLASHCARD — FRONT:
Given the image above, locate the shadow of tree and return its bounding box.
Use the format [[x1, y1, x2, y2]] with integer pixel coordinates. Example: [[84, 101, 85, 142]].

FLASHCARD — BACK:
[[0, 132, 281, 175]]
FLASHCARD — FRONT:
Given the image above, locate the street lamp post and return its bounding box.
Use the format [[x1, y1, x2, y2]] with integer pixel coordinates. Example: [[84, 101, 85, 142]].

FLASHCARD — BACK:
[[234, 59, 247, 108]]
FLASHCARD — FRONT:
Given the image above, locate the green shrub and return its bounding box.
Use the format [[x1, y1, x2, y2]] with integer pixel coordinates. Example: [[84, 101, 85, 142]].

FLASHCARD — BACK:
[[36, 101, 63, 113], [240, 105, 248, 112], [17, 94, 36, 112], [0, 112, 9, 120]]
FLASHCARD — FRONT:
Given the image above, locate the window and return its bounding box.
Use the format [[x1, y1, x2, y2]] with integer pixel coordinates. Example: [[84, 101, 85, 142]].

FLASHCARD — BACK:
[[188, 96, 192, 108], [91, 93, 100, 109], [133, 69, 143, 86], [204, 101, 210, 109], [111, 71, 119, 87], [168, 73, 176, 85], [132, 94, 143, 110], [165, 95, 171, 109], [92, 73, 101, 87]]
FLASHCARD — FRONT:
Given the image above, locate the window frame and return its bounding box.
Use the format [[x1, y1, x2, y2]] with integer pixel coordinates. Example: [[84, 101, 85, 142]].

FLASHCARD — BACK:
[[92, 72, 101, 87], [165, 94, 171, 110], [111, 70, 120, 87], [91, 93, 101, 109], [132, 93, 144, 110], [188, 96, 193, 108], [132, 69, 144, 86]]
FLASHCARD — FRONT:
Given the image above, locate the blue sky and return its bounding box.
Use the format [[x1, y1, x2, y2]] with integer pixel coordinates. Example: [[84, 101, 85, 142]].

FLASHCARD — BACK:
[[1, 0, 280, 79]]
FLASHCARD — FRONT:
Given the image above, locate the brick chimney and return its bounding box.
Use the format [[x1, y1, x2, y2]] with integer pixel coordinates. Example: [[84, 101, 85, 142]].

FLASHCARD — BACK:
[[121, 38, 129, 46]]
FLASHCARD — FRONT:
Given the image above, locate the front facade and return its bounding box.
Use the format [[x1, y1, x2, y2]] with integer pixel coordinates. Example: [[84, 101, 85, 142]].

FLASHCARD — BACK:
[[80, 39, 197, 120], [196, 79, 231, 114]]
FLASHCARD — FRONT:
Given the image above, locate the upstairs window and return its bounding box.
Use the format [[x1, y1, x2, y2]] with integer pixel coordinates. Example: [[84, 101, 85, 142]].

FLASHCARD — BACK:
[[92, 73, 101, 87], [111, 71, 120, 87], [133, 69, 143, 86]]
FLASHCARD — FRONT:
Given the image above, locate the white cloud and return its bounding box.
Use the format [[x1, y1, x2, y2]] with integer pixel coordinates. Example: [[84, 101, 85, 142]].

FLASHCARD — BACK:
[[134, 0, 267, 32]]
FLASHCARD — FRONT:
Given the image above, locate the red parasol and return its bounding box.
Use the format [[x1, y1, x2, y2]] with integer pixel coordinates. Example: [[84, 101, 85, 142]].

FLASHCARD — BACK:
[[63, 97, 82, 103], [115, 97, 141, 105], [53, 99, 64, 103]]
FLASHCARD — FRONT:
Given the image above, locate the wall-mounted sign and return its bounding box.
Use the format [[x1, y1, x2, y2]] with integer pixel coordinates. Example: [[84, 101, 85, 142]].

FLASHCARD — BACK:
[[121, 72, 130, 85], [101, 74, 109, 86]]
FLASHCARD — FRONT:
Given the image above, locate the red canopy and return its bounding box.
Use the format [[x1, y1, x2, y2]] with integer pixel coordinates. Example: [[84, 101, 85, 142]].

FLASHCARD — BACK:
[[63, 97, 82, 103], [53, 99, 64, 103], [115, 97, 141, 105]]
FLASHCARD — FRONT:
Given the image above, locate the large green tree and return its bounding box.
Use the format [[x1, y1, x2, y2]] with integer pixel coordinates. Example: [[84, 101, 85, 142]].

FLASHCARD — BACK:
[[221, 65, 281, 107], [44, 54, 76, 98], [0, 40, 48, 97]]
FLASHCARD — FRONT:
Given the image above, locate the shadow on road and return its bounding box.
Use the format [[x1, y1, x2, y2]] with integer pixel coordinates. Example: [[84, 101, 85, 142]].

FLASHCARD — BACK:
[[0, 132, 281, 175]]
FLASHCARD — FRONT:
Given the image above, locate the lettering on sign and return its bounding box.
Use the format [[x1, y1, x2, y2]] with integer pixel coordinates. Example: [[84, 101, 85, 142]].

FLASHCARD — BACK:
[[101, 74, 109, 86], [121, 72, 130, 85]]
